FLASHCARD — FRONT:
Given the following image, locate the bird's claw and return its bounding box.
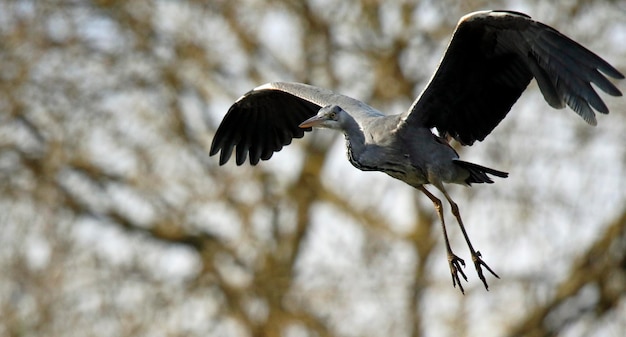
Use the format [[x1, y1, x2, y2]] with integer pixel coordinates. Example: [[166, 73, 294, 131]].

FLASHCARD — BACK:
[[472, 250, 500, 291], [448, 253, 468, 294]]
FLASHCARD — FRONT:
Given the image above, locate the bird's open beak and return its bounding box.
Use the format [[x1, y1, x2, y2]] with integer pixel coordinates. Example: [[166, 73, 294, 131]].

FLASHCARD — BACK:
[[299, 115, 325, 128]]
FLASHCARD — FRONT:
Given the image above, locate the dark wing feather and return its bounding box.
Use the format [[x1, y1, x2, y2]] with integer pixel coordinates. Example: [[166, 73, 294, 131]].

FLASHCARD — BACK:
[[211, 82, 382, 165], [403, 10, 623, 145], [210, 84, 321, 165]]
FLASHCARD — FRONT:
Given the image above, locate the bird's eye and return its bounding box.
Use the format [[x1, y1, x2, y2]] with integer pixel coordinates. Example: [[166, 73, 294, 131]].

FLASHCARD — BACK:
[[329, 112, 337, 119]]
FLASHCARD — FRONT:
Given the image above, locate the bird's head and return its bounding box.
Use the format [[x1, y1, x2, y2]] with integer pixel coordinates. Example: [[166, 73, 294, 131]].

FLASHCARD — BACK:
[[299, 105, 347, 130]]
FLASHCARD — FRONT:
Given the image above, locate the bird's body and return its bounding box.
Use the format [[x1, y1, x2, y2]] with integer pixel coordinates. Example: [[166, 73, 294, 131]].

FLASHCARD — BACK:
[[210, 10, 623, 293], [342, 117, 477, 187]]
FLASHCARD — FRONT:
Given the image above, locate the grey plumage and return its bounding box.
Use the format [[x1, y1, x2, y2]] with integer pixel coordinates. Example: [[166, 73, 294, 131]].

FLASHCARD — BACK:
[[210, 10, 623, 293]]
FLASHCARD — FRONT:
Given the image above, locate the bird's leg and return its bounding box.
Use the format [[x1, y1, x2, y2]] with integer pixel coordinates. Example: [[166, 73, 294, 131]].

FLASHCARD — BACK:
[[440, 189, 500, 291], [418, 186, 467, 294]]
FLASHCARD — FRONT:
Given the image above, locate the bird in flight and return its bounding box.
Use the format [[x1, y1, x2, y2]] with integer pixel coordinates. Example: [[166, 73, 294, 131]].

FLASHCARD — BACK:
[[210, 10, 623, 293]]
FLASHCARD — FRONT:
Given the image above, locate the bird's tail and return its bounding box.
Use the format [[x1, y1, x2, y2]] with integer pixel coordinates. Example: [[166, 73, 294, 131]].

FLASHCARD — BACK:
[[453, 159, 508, 185]]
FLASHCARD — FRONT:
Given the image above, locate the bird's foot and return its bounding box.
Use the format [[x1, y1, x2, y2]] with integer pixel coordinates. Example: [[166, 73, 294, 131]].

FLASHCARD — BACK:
[[448, 253, 468, 294], [472, 250, 500, 291]]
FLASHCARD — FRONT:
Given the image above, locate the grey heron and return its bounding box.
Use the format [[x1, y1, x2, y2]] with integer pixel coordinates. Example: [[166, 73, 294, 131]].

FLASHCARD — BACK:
[[209, 10, 623, 293]]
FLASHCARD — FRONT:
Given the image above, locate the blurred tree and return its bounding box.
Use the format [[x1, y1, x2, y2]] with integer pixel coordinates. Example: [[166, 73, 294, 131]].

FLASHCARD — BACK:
[[0, 0, 624, 336]]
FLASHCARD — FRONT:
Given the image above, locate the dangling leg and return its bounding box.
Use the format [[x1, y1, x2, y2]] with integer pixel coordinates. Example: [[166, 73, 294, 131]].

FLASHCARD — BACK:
[[437, 185, 500, 291], [417, 186, 467, 294]]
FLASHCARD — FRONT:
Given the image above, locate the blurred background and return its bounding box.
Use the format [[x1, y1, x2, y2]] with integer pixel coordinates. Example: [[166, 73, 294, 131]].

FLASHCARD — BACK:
[[1, 0, 625, 336]]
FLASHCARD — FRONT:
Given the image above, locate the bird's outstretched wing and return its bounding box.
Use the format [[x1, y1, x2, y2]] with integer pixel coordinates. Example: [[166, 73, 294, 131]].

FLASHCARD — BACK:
[[402, 10, 623, 145], [210, 82, 380, 165]]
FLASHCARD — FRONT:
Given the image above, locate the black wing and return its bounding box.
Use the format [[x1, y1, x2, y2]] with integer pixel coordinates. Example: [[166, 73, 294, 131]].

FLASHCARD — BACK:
[[403, 10, 623, 145], [210, 82, 381, 165], [210, 83, 321, 165]]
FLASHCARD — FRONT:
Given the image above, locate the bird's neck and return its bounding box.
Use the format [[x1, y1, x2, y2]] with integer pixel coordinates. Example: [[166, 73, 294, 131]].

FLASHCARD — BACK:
[[342, 115, 366, 149], [341, 119, 368, 169]]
